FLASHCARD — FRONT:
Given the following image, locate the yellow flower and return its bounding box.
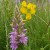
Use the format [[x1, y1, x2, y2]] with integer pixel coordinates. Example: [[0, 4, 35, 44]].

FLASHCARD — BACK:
[[26, 13, 31, 20], [30, 4, 36, 15], [33, 4, 36, 9], [27, 3, 33, 9], [30, 8, 36, 15], [20, 7, 27, 14], [22, 1, 27, 7], [27, 3, 36, 9]]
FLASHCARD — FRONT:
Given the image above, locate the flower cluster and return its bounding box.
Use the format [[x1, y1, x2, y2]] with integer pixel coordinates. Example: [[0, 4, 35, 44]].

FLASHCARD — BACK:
[[20, 1, 36, 20], [9, 5, 28, 50]]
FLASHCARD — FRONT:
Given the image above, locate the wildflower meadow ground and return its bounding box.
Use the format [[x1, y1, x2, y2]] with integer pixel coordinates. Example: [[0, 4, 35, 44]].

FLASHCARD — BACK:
[[0, 0, 50, 50]]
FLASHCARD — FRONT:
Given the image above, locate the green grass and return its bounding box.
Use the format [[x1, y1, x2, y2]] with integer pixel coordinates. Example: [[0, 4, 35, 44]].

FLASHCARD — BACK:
[[0, 0, 50, 50]]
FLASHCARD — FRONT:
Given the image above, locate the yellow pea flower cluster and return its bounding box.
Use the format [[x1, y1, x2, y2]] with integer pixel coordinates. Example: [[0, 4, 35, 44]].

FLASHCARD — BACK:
[[20, 1, 36, 20]]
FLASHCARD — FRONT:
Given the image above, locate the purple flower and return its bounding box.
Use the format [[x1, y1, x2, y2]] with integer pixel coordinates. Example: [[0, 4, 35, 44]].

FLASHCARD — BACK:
[[10, 43, 18, 50], [22, 29, 27, 33], [9, 7, 28, 50], [12, 24, 18, 31], [18, 33, 28, 45], [10, 31, 18, 50]]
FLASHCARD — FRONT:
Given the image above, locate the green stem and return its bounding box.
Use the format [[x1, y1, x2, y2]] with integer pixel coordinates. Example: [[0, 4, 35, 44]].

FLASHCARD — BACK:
[[44, 44, 49, 49], [5, 23, 9, 50]]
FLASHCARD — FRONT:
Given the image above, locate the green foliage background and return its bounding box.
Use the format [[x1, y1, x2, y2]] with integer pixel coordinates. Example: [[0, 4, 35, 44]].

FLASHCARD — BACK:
[[0, 0, 50, 50]]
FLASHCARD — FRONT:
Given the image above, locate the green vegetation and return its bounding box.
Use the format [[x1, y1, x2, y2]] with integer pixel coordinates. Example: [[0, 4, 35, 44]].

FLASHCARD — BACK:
[[0, 0, 50, 50]]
